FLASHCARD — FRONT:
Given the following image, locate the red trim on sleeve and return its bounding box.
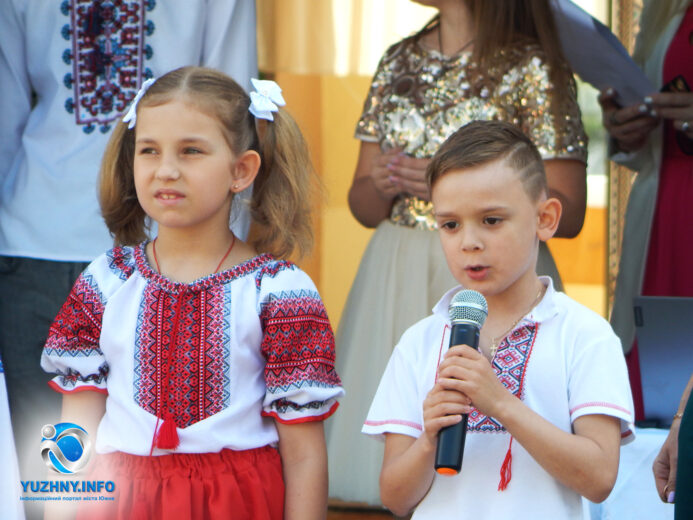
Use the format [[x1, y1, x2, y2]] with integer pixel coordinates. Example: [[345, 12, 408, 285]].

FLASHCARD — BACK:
[[569, 401, 632, 417], [48, 380, 108, 395], [363, 418, 423, 431], [261, 401, 339, 424]]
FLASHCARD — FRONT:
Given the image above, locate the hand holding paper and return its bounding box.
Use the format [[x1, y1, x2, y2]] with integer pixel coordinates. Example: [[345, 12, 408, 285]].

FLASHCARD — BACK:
[[552, 0, 655, 107], [646, 91, 693, 138], [598, 88, 658, 153]]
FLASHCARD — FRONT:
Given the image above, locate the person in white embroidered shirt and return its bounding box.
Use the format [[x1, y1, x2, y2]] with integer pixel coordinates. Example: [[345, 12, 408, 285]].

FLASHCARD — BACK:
[[362, 120, 634, 519], [0, 6, 257, 518], [41, 67, 343, 520]]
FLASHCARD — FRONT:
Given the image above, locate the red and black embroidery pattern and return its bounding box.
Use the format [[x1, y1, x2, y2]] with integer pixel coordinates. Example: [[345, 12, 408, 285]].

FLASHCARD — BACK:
[[134, 285, 230, 428], [468, 323, 538, 432], [260, 290, 340, 403], [54, 366, 109, 388], [107, 246, 136, 280], [60, 0, 155, 134], [45, 273, 105, 358], [255, 260, 295, 290]]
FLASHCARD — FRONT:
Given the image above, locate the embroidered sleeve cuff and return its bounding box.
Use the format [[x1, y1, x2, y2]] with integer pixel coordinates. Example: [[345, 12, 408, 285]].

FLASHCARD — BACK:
[[262, 400, 340, 424], [361, 418, 423, 442], [48, 379, 108, 395], [42, 357, 109, 395], [263, 382, 344, 420], [262, 388, 344, 424], [262, 375, 344, 420], [570, 402, 635, 445]]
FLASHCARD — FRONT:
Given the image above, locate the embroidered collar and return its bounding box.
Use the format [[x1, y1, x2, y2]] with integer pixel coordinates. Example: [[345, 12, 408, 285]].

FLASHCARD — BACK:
[[133, 241, 275, 293]]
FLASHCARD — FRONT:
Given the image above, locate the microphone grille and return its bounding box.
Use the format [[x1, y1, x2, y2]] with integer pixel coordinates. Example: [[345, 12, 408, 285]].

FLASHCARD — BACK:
[[449, 289, 488, 327]]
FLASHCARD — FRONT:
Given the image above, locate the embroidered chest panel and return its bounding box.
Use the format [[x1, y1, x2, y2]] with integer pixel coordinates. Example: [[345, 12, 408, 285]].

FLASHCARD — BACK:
[[134, 285, 231, 429], [467, 323, 538, 432], [60, 0, 155, 134]]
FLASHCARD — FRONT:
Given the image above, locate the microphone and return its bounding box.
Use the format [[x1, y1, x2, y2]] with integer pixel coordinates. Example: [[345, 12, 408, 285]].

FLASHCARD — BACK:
[[434, 289, 488, 476]]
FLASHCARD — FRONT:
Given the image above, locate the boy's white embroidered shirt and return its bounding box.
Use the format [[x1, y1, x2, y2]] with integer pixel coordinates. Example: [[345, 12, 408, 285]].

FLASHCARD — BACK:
[[363, 277, 634, 519]]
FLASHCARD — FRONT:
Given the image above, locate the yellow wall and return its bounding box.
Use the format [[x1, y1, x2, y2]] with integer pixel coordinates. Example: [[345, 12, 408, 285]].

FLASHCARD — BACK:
[[549, 207, 607, 316], [276, 73, 373, 325], [319, 76, 375, 323]]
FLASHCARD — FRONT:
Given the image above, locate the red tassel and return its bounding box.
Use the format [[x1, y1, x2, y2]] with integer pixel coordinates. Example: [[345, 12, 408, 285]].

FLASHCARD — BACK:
[[155, 412, 180, 450], [498, 436, 513, 491]]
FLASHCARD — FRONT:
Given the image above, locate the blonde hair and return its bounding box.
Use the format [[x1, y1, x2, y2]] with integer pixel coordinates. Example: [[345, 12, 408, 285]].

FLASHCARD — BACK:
[[100, 66, 317, 259], [427, 120, 547, 202], [633, 0, 692, 66]]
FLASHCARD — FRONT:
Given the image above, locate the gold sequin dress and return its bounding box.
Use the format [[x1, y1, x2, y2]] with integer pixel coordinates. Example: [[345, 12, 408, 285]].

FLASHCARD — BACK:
[[326, 28, 587, 506]]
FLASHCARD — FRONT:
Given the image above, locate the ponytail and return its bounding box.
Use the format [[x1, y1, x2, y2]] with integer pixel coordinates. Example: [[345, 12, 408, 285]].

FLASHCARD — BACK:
[[99, 121, 148, 246], [250, 109, 319, 260]]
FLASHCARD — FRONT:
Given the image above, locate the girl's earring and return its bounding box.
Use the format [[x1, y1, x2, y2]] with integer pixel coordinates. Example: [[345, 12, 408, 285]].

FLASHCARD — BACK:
[[232, 184, 240, 191]]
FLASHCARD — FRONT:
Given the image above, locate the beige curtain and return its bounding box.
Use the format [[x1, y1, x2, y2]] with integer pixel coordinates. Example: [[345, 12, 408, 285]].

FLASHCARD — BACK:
[[257, 0, 436, 76]]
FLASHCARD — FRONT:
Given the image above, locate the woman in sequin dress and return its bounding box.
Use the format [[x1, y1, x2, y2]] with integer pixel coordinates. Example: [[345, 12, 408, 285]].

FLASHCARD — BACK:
[[326, 0, 588, 506]]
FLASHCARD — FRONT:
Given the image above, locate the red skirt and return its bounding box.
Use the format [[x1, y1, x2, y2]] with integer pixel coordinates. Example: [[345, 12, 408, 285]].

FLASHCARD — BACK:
[[76, 446, 284, 520]]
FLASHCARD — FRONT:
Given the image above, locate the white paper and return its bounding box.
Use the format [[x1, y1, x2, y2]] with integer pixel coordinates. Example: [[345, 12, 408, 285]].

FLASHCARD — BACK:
[[552, 0, 655, 106]]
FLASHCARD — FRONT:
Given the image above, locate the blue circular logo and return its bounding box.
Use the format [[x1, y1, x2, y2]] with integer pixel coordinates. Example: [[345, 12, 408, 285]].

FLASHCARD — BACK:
[[40, 423, 92, 474]]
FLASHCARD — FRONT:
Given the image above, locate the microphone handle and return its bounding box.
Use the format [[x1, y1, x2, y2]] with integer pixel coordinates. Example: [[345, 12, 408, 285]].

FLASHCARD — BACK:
[[434, 322, 479, 475]]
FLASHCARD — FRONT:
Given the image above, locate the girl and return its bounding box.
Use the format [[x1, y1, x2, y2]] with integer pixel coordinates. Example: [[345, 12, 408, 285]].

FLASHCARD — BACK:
[[327, 0, 588, 506], [41, 66, 343, 520]]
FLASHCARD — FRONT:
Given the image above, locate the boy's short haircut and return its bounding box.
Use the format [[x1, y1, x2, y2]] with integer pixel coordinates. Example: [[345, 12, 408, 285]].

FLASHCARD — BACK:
[[426, 120, 548, 201]]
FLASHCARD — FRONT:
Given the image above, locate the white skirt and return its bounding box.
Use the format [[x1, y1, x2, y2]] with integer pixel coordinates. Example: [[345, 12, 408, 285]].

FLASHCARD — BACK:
[[326, 220, 561, 505]]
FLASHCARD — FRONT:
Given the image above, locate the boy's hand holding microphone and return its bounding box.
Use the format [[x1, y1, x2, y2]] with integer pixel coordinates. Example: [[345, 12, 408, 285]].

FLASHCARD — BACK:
[[423, 289, 496, 475]]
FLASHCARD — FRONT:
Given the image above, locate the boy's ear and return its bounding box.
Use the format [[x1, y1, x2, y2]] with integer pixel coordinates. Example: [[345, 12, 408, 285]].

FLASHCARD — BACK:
[[536, 197, 562, 242], [230, 150, 261, 192]]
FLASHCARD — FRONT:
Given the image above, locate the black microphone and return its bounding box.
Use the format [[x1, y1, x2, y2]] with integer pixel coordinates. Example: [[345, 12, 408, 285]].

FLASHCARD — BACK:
[[434, 289, 488, 476]]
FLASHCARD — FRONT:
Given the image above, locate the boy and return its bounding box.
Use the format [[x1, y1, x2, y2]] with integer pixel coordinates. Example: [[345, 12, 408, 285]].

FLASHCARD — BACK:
[[362, 121, 634, 518]]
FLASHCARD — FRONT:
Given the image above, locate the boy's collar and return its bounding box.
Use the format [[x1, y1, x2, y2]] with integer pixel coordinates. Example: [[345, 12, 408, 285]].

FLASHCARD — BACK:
[[433, 276, 559, 325]]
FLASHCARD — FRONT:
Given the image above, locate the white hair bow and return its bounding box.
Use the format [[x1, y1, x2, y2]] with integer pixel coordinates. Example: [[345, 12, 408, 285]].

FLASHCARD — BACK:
[[122, 78, 157, 129], [248, 78, 286, 121]]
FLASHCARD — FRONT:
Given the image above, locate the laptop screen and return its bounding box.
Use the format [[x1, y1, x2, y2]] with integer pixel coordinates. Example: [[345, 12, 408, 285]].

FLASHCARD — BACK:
[[633, 296, 693, 427]]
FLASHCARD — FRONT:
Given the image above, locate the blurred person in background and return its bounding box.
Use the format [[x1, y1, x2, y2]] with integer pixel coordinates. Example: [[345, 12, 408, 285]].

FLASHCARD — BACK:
[[600, 0, 693, 422]]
